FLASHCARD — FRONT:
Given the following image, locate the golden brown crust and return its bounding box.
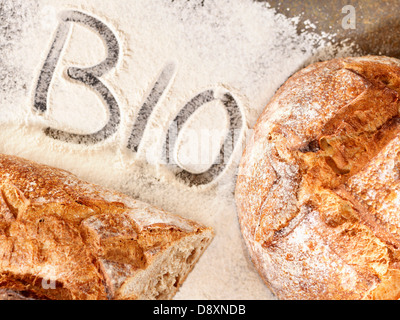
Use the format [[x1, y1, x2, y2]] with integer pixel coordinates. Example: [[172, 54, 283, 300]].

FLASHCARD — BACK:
[[236, 55, 400, 300], [0, 154, 212, 300]]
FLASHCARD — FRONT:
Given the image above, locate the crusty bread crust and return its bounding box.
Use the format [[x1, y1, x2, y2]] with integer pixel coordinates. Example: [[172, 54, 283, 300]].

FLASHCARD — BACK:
[[236, 56, 400, 300], [0, 154, 213, 300]]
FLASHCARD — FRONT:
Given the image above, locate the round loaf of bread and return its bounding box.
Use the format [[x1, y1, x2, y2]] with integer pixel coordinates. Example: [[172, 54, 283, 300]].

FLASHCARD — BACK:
[[236, 56, 400, 300]]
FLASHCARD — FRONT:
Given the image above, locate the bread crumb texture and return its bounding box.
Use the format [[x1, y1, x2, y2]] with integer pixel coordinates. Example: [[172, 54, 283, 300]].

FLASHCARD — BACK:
[[236, 55, 400, 300], [0, 154, 213, 300]]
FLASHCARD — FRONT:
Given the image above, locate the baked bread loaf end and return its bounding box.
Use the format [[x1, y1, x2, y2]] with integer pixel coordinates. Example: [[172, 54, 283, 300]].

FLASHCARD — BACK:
[[236, 56, 400, 300], [0, 154, 213, 300]]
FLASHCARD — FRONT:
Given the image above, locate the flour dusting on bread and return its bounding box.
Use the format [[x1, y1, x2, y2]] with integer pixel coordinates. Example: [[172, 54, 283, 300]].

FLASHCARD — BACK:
[[236, 56, 400, 300]]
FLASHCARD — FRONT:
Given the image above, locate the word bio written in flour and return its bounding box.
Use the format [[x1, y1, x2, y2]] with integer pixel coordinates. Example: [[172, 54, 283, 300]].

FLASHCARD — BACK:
[[33, 10, 245, 187]]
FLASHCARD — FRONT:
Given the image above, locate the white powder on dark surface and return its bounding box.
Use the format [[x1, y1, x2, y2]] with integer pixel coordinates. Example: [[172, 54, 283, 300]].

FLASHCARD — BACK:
[[0, 0, 359, 299]]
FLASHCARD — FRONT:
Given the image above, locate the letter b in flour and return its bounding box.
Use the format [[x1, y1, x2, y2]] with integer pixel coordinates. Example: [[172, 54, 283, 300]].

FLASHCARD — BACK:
[[34, 10, 120, 144], [41, 278, 56, 290]]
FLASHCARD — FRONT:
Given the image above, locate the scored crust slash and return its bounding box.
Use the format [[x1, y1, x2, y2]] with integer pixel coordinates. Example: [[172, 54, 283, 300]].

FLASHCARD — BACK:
[[0, 154, 213, 300], [236, 55, 400, 300]]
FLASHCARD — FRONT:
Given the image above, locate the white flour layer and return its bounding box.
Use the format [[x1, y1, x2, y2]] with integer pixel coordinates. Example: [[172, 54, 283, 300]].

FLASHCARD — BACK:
[[0, 0, 358, 299]]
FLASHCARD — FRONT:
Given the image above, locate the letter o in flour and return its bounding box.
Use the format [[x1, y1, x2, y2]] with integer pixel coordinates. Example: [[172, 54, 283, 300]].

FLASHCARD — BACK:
[[164, 89, 244, 186]]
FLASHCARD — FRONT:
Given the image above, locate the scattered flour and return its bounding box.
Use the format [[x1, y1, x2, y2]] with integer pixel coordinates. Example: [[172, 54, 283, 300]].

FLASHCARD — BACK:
[[0, 0, 359, 299]]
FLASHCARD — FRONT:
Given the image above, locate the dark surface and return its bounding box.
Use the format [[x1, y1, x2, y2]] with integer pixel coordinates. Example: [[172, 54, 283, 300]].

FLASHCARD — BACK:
[[258, 0, 400, 58]]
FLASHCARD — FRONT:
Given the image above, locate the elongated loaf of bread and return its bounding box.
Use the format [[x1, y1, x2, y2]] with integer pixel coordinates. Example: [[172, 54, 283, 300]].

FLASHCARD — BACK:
[[0, 154, 213, 300], [236, 55, 400, 300]]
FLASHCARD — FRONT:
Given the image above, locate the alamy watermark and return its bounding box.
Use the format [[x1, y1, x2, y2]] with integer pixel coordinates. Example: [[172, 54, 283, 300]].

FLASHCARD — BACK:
[[342, 5, 356, 30]]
